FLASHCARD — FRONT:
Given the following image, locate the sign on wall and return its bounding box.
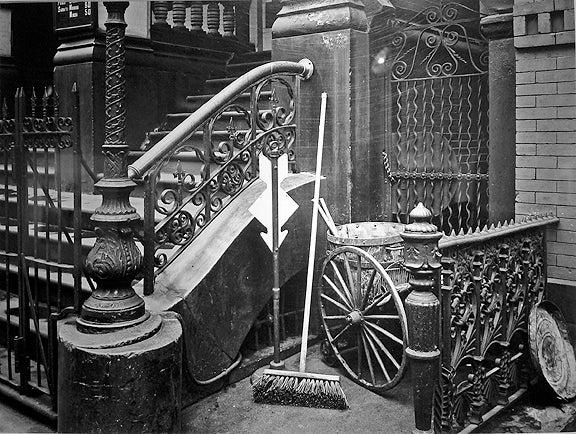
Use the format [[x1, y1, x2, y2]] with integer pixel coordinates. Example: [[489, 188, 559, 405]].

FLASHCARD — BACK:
[[54, 2, 97, 32]]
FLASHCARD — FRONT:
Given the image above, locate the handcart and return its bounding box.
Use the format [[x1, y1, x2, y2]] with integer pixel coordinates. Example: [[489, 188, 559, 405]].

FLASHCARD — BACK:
[[318, 221, 410, 391]]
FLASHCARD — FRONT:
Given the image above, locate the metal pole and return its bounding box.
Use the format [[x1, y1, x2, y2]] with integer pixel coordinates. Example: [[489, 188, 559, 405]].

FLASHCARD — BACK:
[[270, 155, 284, 369], [14, 88, 30, 392], [78, 2, 148, 332]]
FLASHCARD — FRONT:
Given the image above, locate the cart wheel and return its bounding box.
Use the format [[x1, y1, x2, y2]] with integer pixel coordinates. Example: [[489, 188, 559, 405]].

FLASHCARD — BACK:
[[319, 245, 408, 391]]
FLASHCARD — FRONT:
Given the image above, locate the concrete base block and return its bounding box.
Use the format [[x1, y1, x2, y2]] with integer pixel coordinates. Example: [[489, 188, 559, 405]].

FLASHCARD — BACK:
[[57, 312, 182, 433]]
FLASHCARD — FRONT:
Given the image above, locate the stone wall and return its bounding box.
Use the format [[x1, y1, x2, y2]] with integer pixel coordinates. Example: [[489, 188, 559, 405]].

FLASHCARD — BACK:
[[513, 0, 575, 287]]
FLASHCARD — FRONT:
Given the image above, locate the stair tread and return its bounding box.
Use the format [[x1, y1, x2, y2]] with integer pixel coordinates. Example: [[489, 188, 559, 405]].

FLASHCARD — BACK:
[[228, 50, 271, 64], [0, 186, 145, 223], [166, 110, 264, 119], [186, 90, 271, 103]]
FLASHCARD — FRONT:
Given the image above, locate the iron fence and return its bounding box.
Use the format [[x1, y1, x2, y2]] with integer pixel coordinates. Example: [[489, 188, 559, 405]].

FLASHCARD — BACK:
[[0, 85, 94, 411]]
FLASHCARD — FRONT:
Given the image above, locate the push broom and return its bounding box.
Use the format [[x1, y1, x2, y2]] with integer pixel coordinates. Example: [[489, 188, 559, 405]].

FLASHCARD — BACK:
[[252, 92, 348, 410]]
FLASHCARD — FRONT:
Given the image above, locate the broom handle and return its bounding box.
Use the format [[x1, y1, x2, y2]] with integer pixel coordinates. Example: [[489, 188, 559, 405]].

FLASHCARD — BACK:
[[299, 92, 327, 373]]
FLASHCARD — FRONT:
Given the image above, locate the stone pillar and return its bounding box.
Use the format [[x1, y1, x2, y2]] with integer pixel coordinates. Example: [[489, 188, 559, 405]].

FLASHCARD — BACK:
[[271, 0, 370, 224], [480, 5, 516, 224], [58, 4, 182, 432], [400, 203, 442, 434]]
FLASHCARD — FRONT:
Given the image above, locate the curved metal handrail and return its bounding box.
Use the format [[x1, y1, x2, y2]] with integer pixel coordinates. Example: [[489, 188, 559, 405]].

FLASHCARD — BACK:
[[128, 59, 314, 180]]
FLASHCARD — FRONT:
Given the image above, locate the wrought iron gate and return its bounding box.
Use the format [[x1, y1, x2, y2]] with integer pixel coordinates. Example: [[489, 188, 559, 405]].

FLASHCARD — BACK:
[[381, 1, 489, 234], [0, 86, 92, 413]]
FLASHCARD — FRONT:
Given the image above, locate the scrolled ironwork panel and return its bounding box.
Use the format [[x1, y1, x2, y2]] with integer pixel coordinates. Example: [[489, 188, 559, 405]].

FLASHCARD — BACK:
[[145, 75, 299, 275], [434, 226, 548, 432], [385, 2, 489, 236]]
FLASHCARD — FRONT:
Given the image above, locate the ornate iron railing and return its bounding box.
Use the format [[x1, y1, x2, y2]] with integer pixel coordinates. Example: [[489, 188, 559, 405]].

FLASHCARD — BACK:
[[128, 59, 313, 295], [434, 214, 559, 432], [379, 2, 489, 235]]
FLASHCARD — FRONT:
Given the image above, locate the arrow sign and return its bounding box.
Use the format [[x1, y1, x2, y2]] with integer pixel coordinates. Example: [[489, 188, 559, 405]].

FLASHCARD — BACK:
[[249, 153, 298, 252]]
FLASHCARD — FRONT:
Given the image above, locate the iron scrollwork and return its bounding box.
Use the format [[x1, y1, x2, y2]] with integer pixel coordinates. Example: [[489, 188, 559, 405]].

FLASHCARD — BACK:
[[388, 2, 488, 81], [147, 75, 298, 273], [435, 224, 548, 432], [0, 88, 73, 150]]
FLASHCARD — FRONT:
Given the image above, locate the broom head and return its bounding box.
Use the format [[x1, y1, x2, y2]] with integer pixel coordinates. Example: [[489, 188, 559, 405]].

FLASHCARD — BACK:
[[252, 369, 349, 410]]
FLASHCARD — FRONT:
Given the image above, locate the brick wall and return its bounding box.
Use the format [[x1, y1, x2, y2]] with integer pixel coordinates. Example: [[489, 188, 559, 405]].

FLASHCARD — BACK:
[[514, 0, 575, 283]]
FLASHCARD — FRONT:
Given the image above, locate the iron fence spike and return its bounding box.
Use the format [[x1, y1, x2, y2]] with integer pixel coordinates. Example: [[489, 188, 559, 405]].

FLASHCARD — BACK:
[[31, 87, 37, 117], [42, 87, 49, 118]]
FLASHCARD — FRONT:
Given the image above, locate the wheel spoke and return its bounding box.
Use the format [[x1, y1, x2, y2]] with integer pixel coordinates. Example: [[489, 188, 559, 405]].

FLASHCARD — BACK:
[[361, 268, 377, 310], [321, 293, 351, 314], [364, 324, 401, 370], [323, 274, 353, 310], [362, 328, 391, 382], [323, 315, 348, 320], [364, 314, 400, 320], [343, 254, 356, 305], [376, 293, 392, 307], [331, 323, 352, 343], [329, 260, 355, 306], [363, 290, 390, 315], [361, 331, 376, 385], [356, 254, 363, 306], [365, 319, 404, 345]]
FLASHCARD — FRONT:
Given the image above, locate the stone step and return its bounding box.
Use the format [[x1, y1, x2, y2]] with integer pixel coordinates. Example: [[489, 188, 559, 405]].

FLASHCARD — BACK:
[[226, 50, 272, 77], [164, 110, 256, 130], [183, 90, 272, 112]]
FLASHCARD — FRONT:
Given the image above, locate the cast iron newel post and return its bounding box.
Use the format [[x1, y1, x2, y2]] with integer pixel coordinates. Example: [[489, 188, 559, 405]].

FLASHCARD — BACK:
[[401, 203, 442, 434], [78, 1, 148, 331]]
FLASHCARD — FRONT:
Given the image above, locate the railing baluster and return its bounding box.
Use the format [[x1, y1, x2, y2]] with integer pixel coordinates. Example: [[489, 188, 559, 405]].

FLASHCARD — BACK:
[[222, 2, 235, 38], [143, 178, 156, 296], [72, 83, 82, 313], [206, 2, 221, 36], [172, 1, 187, 30], [189, 2, 204, 33], [3, 144, 12, 380], [15, 87, 31, 393], [151, 1, 169, 27]]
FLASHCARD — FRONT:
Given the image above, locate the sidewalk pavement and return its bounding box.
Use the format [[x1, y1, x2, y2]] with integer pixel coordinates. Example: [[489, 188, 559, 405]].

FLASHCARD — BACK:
[[3, 343, 576, 433], [182, 344, 415, 434]]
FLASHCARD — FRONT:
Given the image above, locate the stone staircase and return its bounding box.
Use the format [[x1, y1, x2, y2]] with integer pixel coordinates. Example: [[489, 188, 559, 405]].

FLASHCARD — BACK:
[[130, 50, 273, 195]]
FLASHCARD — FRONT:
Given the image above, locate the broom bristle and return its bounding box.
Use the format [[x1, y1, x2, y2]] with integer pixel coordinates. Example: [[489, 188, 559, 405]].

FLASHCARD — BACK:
[[252, 372, 349, 410]]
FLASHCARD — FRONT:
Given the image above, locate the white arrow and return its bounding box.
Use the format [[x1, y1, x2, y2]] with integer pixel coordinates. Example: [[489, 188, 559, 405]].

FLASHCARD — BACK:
[[249, 153, 298, 252]]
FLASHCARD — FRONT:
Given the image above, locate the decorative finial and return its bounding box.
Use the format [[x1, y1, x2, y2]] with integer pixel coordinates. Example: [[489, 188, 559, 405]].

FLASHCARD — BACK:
[[405, 202, 438, 233]]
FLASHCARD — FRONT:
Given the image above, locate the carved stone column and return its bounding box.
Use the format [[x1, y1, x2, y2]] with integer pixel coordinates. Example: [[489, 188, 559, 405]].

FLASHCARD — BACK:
[[77, 1, 148, 332], [401, 203, 442, 434], [480, 4, 515, 224]]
